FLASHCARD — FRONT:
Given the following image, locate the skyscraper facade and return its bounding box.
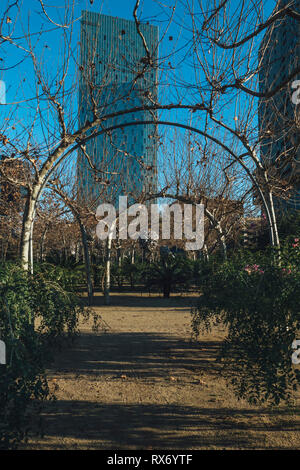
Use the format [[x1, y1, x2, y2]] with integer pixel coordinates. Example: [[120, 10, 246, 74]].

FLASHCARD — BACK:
[[77, 11, 158, 206], [258, 0, 300, 213]]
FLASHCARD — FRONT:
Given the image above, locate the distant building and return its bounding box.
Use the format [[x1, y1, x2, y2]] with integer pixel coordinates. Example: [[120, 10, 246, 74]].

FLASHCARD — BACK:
[[77, 11, 158, 205], [240, 217, 263, 249], [258, 0, 300, 213]]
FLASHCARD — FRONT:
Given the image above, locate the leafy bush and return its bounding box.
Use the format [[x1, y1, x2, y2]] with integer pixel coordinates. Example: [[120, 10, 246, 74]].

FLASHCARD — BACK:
[[120, 257, 144, 289], [35, 262, 86, 290], [191, 242, 300, 405], [110, 263, 124, 289], [144, 254, 193, 297], [278, 211, 300, 242], [0, 262, 89, 448], [92, 263, 104, 288], [0, 264, 48, 448]]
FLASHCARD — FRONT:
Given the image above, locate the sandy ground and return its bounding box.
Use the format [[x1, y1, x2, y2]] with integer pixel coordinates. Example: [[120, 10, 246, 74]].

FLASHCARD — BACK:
[[22, 292, 300, 450]]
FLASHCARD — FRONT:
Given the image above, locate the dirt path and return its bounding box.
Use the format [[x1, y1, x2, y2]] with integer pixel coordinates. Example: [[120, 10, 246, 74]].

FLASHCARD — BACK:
[[23, 292, 300, 450]]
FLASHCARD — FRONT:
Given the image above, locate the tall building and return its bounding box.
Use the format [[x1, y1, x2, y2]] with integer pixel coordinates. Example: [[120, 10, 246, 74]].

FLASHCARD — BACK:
[[77, 11, 158, 206], [258, 0, 300, 213]]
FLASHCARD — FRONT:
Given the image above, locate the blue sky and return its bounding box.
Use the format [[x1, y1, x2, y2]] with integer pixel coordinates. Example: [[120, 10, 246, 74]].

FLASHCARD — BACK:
[[0, 0, 275, 106], [0, 0, 277, 205]]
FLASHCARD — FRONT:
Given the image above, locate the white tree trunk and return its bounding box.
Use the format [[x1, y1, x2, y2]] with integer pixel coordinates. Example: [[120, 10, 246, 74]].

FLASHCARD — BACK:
[[40, 227, 48, 262], [78, 220, 94, 306], [20, 190, 39, 271], [29, 218, 34, 275], [267, 191, 280, 248], [104, 235, 112, 305], [203, 243, 209, 261]]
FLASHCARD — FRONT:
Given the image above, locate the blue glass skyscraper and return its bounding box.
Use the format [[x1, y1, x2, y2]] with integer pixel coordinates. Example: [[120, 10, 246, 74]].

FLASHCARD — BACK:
[[258, 0, 300, 213], [77, 11, 158, 205]]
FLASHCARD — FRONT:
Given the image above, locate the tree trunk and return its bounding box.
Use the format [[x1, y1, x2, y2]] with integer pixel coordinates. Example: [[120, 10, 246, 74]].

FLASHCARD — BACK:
[[40, 227, 48, 262], [267, 190, 280, 248], [205, 208, 227, 260], [258, 169, 280, 248], [29, 215, 35, 274], [20, 191, 37, 272], [78, 220, 93, 306], [163, 282, 171, 298], [117, 245, 122, 267], [203, 243, 209, 261], [104, 236, 112, 305]]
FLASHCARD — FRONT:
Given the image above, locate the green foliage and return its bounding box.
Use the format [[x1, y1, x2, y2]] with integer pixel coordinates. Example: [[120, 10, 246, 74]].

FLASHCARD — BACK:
[[110, 263, 124, 289], [120, 257, 144, 289], [191, 242, 300, 405], [0, 264, 48, 448], [0, 262, 89, 448], [35, 262, 86, 290], [144, 254, 193, 297], [278, 211, 300, 241], [92, 263, 104, 287]]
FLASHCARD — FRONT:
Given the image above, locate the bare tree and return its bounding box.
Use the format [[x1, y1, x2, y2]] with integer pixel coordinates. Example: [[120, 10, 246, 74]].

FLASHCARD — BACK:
[[1, 0, 299, 278]]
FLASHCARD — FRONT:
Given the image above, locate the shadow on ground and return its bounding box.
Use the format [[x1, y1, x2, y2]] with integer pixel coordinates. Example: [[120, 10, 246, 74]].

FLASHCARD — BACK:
[[89, 293, 199, 309], [48, 332, 221, 378], [35, 400, 300, 450], [25, 293, 300, 450]]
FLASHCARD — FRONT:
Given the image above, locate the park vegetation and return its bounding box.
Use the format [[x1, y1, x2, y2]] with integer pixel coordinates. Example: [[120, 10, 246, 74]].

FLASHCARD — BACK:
[[0, 0, 300, 448]]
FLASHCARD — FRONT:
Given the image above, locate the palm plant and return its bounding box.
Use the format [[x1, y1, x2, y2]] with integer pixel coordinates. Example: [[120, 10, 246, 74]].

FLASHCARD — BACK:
[[144, 253, 193, 298]]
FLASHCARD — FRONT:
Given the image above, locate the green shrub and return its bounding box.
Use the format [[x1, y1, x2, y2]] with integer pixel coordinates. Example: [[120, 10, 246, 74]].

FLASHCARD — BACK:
[[0, 262, 89, 448], [34, 262, 86, 290], [144, 254, 193, 298], [120, 257, 144, 289], [0, 265, 48, 448], [191, 242, 300, 405]]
